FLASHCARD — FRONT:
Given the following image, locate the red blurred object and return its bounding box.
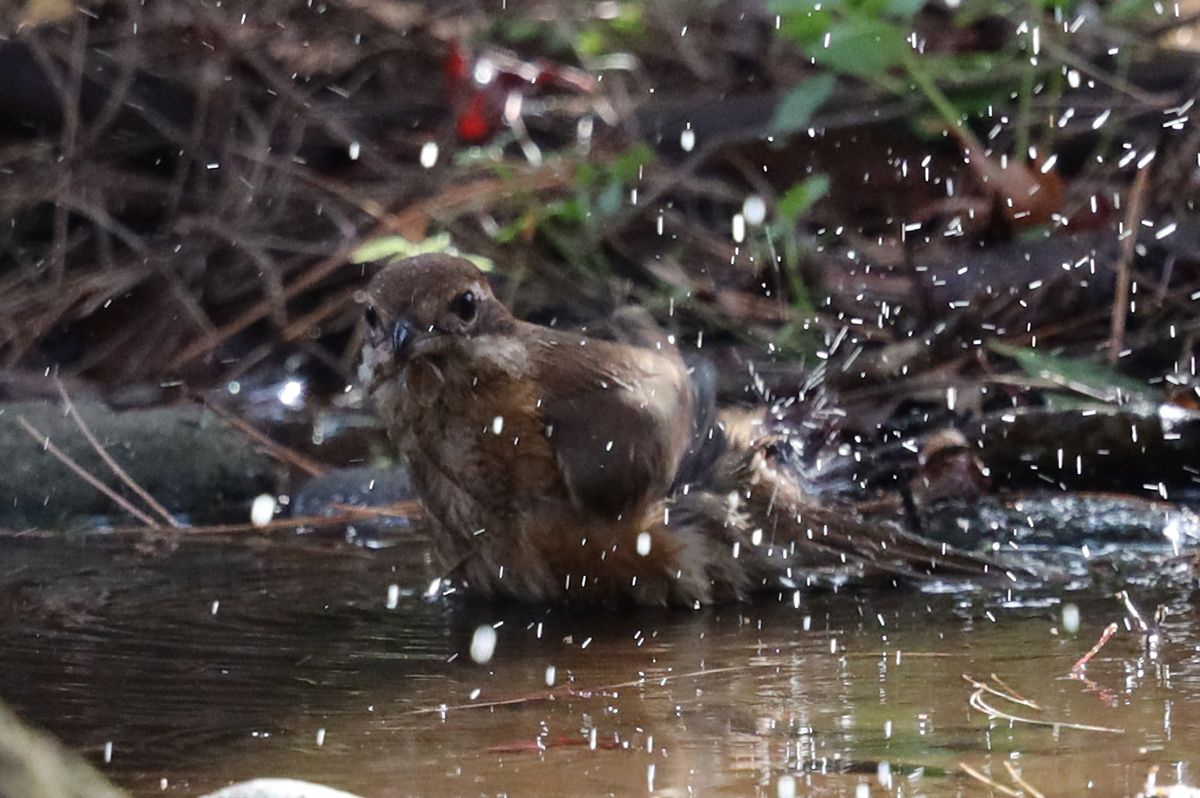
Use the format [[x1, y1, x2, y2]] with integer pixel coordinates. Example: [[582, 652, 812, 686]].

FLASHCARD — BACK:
[[443, 39, 599, 144]]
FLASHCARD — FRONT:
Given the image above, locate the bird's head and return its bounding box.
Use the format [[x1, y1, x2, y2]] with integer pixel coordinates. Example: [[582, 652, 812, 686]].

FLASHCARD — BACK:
[[358, 254, 516, 386]]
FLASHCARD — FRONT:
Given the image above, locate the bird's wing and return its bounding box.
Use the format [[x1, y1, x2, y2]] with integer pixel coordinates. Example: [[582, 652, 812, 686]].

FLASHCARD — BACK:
[[528, 328, 694, 520], [736, 444, 1018, 580]]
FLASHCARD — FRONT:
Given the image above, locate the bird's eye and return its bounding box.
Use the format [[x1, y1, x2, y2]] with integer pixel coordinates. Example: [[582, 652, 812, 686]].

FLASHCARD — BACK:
[[449, 290, 477, 322], [364, 306, 381, 330]]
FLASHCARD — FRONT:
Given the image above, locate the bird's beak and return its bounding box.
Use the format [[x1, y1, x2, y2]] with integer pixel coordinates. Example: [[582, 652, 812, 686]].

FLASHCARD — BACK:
[[389, 317, 416, 364]]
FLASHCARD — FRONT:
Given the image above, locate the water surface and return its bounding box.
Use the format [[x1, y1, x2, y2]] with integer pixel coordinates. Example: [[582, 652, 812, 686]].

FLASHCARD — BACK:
[[1, 533, 1196, 798]]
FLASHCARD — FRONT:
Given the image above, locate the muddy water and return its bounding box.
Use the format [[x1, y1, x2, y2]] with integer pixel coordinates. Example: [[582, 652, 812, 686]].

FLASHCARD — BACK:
[[1, 533, 1197, 798]]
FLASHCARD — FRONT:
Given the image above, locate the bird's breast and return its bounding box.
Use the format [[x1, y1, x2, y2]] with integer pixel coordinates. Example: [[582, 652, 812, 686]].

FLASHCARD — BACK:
[[389, 342, 564, 529]]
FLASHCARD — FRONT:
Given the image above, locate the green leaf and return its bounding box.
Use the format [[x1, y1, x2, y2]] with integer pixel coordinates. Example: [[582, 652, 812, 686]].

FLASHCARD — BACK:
[[609, 2, 645, 35], [818, 18, 910, 77], [574, 162, 599, 189], [883, 0, 925, 17], [611, 143, 655, 183], [777, 8, 834, 46], [988, 342, 1158, 404], [766, 0, 834, 13], [545, 197, 586, 224], [350, 233, 453, 263], [777, 174, 831, 221], [767, 74, 836, 136], [852, 0, 896, 17], [576, 28, 605, 57], [350, 234, 493, 272]]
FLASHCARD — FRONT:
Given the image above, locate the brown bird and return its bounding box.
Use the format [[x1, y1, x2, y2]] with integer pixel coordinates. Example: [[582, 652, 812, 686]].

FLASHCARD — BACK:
[[360, 254, 1005, 607]]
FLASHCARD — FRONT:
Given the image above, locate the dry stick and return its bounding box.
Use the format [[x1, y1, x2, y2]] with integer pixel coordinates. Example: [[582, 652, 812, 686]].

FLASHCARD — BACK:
[[200, 401, 327, 478], [173, 245, 354, 368], [962, 674, 1123, 733], [1070, 621, 1120, 674], [1109, 164, 1151, 364], [958, 762, 1023, 798], [988, 674, 1041, 710], [185, 219, 291, 328], [962, 674, 1041, 710], [378, 164, 573, 240], [966, 685, 1123, 733], [405, 665, 759, 716], [1039, 39, 1172, 107], [327, 501, 421, 519], [54, 379, 183, 528], [1117, 590, 1151, 633], [173, 164, 571, 370], [106, 503, 421, 536], [16, 416, 159, 527], [1004, 762, 1046, 798], [281, 288, 360, 342]]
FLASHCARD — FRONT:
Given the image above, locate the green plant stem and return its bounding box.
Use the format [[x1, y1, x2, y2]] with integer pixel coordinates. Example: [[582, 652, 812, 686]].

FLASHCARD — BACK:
[[902, 51, 965, 130], [1014, 58, 1036, 164]]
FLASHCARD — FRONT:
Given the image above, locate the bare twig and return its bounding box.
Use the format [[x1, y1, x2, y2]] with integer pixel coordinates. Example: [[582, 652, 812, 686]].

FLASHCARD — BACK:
[[961, 674, 1042, 710], [173, 246, 354, 368], [105, 503, 420, 536], [957, 761, 1048, 798], [405, 665, 761, 716], [1109, 164, 1151, 363], [959, 763, 1023, 797], [1004, 761, 1046, 798], [199, 400, 327, 478], [327, 501, 421, 519], [16, 416, 159, 527], [987, 674, 1041, 710], [967, 685, 1123, 733], [1070, 622, 1119, 674], [1117, 590, 1151, 632], [963, 673, 1123, 733], [281, 287, 360, 343], [53, 379, 183, 527]]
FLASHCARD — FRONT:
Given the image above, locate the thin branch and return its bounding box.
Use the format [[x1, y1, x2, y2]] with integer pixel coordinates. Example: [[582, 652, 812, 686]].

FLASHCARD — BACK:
[[200, 400, 327, 478], [966, 686, 1123, 733], [958, 763, 1023, 798], [54, 378, 183, 527], [405, 665, 763, 716], [103, 503, 420, 536], [173, 245, 354, 367], [988, 674, 1042, 710], [961, 674, 1041, 710], [16, 416, 159, 527], [1003, 761, 1046, 798], [1070, 622, 1119, 674], [1109, 164, 1151, 363]]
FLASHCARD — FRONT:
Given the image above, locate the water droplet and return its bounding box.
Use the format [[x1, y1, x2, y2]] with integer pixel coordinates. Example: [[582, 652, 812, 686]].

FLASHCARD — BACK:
[[469, 624, 498, 663], [1062, 603, 1081, 634], [277, 379, 304, 408], [743, 195, 767, 225], [474, 58, 497, 85], [420, 141, 439, 169], [250, 494, 277, 527]]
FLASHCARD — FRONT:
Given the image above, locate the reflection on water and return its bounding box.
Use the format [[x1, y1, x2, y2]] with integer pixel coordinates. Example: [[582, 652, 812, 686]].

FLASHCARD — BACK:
[[1, 533, 1197, 798]]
